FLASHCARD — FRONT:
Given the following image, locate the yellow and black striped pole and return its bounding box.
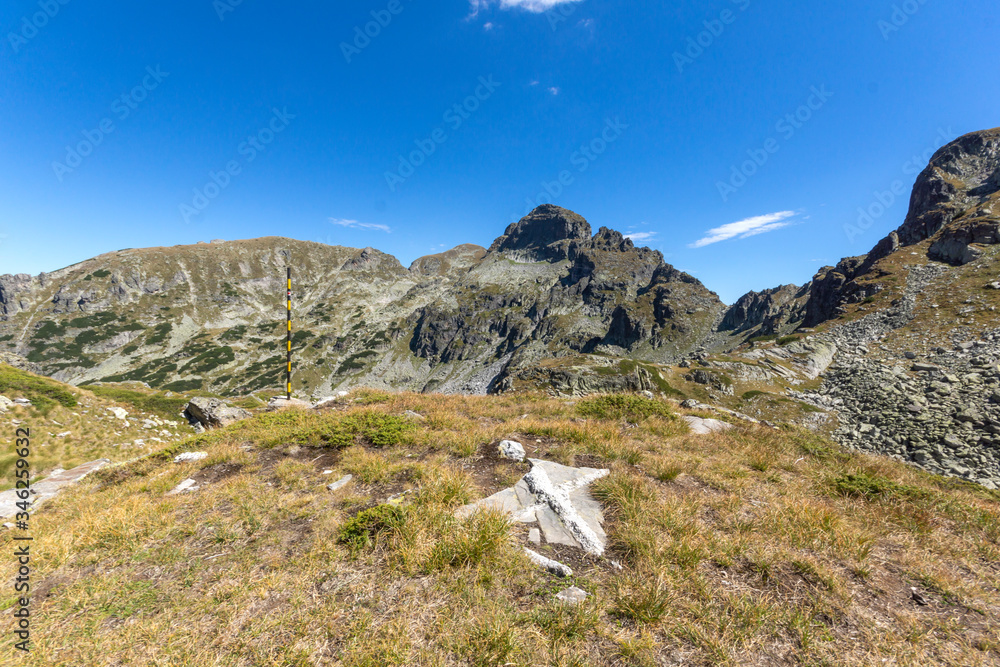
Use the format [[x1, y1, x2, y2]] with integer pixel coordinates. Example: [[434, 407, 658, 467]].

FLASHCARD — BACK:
[[286, 267, 292, 400]]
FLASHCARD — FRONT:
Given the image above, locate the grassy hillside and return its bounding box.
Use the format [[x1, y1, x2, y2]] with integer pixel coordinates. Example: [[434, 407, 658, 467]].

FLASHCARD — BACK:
[[3, 391, 997, 665], [0, 365, 195, 490]]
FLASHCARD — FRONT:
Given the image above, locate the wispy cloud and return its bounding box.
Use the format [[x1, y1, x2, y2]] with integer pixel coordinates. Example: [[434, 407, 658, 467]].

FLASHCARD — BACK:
[[689, 211, 796, 248], [625, 231, 657, 243], [330, 218, 391, 233], [470, 0, 583, 16], [548, 87, 560, 96]]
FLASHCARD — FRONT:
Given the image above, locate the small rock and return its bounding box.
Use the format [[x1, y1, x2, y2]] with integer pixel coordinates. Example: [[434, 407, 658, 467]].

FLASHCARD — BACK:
[[528, 528, 541, 545], [911, 363, 939, 373], [167, 479, 199, 495], [524, 548, 572, 577], [174, 452, 208, 463], [327, 474, 353, 492], [904, 351, 917, 360], [56, 431, 71, 438], [498, 440, 526, 462], [555, 586, 588, 604], [910, 588, 929, 606], [14, 398, 31, 405], [682, 415, 734, 435], [108, 407, 128, 420], [402, 410, 426, 422], [322, 470, 334, 475], [640, 390, 655, 399]]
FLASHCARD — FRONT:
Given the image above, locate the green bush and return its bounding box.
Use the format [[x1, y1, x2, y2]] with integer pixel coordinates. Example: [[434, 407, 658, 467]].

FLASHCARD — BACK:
[[338, 504, 406, 551], [577, 394, 674, 421]]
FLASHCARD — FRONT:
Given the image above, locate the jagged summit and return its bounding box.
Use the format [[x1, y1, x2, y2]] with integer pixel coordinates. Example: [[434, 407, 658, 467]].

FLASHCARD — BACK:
[[488, 205, 593, 260]]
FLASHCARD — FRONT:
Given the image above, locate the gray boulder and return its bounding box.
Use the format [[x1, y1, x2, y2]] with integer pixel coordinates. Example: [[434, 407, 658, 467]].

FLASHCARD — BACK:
[[184, 397, 251, 429]]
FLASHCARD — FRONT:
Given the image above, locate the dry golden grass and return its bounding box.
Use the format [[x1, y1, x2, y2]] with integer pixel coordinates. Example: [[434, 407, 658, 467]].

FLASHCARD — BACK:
[[2, 390, 998, 666]]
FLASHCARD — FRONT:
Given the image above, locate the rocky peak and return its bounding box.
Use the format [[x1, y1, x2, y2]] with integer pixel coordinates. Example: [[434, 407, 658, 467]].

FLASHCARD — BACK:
[[488, 205, 592, 261], [898, 128, 1000, 247]]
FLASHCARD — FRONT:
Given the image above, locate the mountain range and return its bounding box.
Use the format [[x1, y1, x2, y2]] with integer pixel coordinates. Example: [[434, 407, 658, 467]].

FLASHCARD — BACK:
[[3, 129, 999, 402]]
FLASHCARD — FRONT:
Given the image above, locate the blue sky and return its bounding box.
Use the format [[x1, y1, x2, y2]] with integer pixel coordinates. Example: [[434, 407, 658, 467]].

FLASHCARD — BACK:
[[1, 0, 997, 303]]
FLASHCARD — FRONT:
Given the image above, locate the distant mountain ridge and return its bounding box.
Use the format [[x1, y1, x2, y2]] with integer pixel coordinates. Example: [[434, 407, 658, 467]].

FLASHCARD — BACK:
[[0, 205, 723, 396]]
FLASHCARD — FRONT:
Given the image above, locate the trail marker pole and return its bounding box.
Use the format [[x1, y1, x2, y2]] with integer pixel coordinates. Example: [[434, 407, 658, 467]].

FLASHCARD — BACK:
[[286, 267, 292, 400]]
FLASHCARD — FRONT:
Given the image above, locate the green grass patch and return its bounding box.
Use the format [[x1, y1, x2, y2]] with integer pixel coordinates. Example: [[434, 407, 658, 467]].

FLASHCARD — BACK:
[[577, 394, 674, 422]]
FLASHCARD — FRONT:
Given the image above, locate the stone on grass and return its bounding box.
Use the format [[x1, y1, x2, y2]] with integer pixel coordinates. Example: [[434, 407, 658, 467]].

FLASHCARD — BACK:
[[498, 439, 526, 462], [327, 474, 353, 492], [108, 407, 128, 420], [555, 586, 588, 604], [524, 548, 573, 577], [0, 459, 111, 518], [0, 396, 13, 411], [457, 459, 609, 556], [174, 452, 208, 463], [167, 479, 199, 495], [528, 528, 541, 545], [682, 415, 734, 435]]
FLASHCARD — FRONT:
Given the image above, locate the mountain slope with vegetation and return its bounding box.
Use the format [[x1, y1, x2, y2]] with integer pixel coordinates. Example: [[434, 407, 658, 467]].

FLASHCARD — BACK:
[[2, 392, 997, 665]]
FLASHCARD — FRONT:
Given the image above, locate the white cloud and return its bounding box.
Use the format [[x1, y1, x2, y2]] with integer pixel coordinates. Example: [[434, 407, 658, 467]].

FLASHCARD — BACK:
[[330, 218, 391, 234], [625, 231, 657, 243], [548, 87, 560, 96], [689, 211, 796, 248], [470, 0, 584, 16], [483, 22, 494, 30]]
